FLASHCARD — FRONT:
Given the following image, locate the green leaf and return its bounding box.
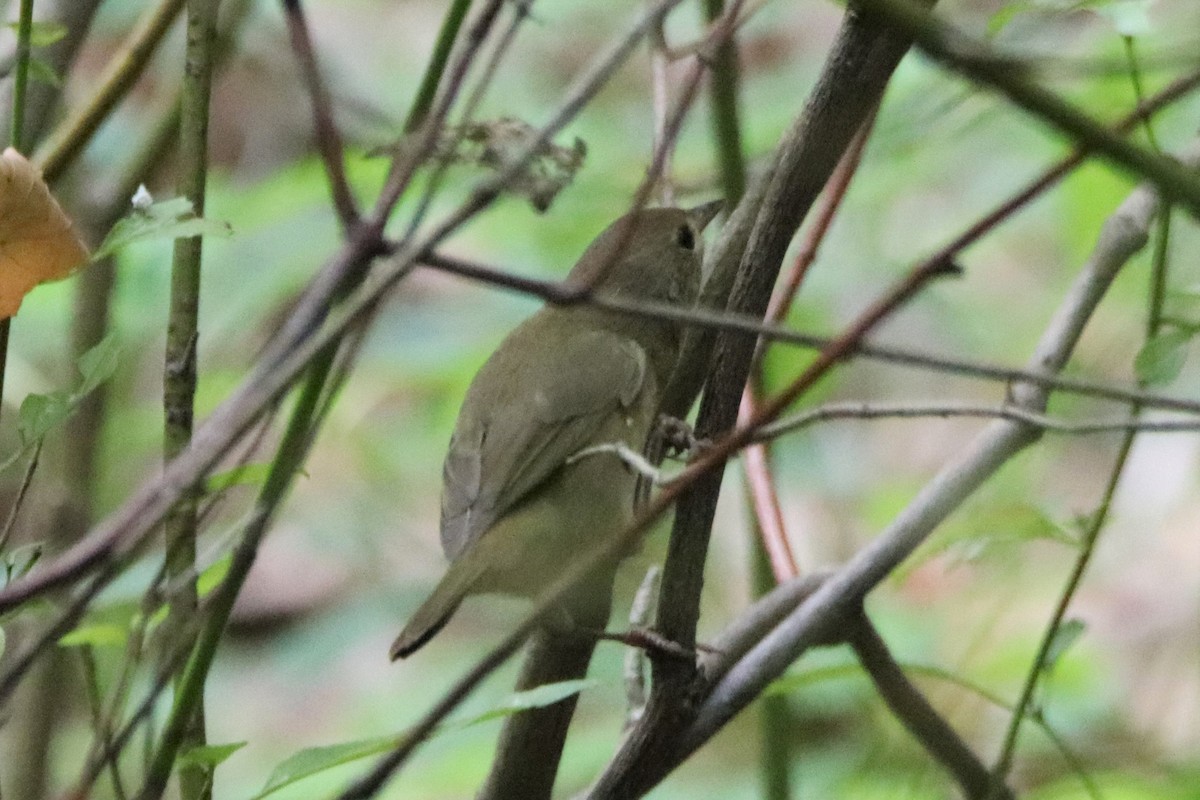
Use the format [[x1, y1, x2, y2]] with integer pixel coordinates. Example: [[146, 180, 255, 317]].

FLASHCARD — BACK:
[[17, 391, 71, 446], [462, 678, 596, 726], [0, 626, 6, 660], [93, 197, 232, 261], [58, 623, 127, 648], [144, 603, 169, 632], [179, 741, 247, 768], [197, 555, 231, 598], [3, 542, 42, 584], [1134, 329, 1189, 386], [251, 735, 403, 800], [27, 57, 62, 88], [7, 21, 68, 46], [76, 333, 121, 397], [1043, 618, 1086, 671], [205, 463, 272, 494]]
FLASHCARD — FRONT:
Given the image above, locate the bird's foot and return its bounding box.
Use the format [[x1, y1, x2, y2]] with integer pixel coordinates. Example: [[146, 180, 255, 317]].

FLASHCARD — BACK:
[[654, 415, 712, 462]]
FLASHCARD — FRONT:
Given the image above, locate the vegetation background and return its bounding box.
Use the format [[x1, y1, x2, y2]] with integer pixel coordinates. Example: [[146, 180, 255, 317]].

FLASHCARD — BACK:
[[0, 0, 1198, 798]]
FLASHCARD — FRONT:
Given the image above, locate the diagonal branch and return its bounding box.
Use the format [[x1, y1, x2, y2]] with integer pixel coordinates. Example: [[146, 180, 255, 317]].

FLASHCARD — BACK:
[[685, 136, 1200, 785], [848, 611, 1013, 800], [282, 0, 360, 230]]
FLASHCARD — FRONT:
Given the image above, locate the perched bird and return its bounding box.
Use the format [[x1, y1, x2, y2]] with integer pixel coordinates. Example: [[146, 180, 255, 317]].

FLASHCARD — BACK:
[[391, 202, 721, 659]]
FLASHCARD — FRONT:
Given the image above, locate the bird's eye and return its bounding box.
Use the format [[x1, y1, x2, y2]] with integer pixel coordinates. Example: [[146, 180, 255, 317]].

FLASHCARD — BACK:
[[675, 224, 695, 250]]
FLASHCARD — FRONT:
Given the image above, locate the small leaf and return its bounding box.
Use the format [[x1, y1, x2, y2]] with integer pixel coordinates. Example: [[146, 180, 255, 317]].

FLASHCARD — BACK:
[[197, 555, 231, 598], [0, 148, 89, 318], [252, 735, 403, 799], [1134, 329, 1189, 386], [93, 196, 231, 261], [463, 679, 597, 726], [7, 21, 68, 47], [179, 741, 247, 768], [3, 542, 41, 583], [76, 333, 120, 397], [205, 463, 272, 494], [59, 623, 127, 648], [1043, 618, 1086, 671], [251, 679, 598, 798], [0, 626, 5, 659], [144, 603, 169, 632], [17, 391, 72, 446], [26, 57, 62, 88]]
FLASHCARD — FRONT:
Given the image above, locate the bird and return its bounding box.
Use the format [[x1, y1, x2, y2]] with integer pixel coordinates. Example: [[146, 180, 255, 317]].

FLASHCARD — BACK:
[[391, 201, 721, 660]]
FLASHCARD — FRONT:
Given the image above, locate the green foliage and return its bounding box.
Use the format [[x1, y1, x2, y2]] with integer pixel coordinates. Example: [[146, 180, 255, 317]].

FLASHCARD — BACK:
[[179, 741, 248, 768], [58, 622, 127, 648], [1042, 618, 1087, 672], [93, 196, 232, 262], [1134, 328, 1189, 386], [204, 463, 273, 495], [251, 679, 597, 799], [0, 333, 120, 473], [5, 20, 67, 47], [251, 735, 402, 800]]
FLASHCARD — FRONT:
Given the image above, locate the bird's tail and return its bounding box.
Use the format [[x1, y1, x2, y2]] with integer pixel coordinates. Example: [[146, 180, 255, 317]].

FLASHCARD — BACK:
[[390, 558, 483, 660]]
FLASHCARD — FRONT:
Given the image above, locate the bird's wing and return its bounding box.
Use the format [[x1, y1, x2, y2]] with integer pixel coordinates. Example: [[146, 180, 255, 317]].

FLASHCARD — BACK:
[[440, 329, 648, 560]]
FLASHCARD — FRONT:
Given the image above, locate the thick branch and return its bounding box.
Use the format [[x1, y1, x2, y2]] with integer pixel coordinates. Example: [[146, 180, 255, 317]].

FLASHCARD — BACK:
[[589, 3, 935, 794]]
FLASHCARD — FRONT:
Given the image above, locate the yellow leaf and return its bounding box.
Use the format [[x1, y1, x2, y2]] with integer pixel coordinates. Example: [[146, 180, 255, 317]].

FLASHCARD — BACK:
[[0, 147, 89, 318]]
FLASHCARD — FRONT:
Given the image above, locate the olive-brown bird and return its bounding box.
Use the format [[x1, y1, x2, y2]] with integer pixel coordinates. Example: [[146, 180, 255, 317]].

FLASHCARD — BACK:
[[390, 202, 721, 659]]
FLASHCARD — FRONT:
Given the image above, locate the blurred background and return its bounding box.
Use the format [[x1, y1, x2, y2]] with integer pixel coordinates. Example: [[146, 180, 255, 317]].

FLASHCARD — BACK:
[[2, 0, 1200, 797]]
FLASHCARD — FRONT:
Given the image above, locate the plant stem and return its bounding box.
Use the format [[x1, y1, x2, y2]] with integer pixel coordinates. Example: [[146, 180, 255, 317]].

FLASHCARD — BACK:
[[701, 0, 745, 203], [0, 0, 36, 434], [159, 0, 219, 798], [37, 0, 187, 183], [404, 0, 472, 132]]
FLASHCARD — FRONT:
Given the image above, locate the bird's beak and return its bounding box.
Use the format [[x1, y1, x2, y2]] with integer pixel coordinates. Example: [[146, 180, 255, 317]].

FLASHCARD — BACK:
[[687, 199, 724, 232]]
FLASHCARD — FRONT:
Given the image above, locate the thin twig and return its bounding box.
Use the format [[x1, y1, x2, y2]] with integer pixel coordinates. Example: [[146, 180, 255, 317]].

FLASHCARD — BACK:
[[0, 0, 689, 619], [687, 136, 1200, 789], [848, 613, 1012, 800], [35, 0, 186, 182], [757, 400, 1200, 440], [854, 0, 1200, 216], [988, 133, 1186, 800], [417, 251, 1200, 417], [0, 442, 41, 553], [402, 0, 472, 133], [918, 66, 1200, 275], [282, 0, 360, 230]]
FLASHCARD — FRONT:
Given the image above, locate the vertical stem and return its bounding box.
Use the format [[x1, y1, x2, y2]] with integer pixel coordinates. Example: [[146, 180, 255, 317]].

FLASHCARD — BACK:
[[404, 0, 472, 132], [10, 0, 34, 149], [751, 542, 794, 800], [0, 0, 36, 429], [161, 0, 219, 798], [701, 0, 745, 203], [0, 6, 43, 797]]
